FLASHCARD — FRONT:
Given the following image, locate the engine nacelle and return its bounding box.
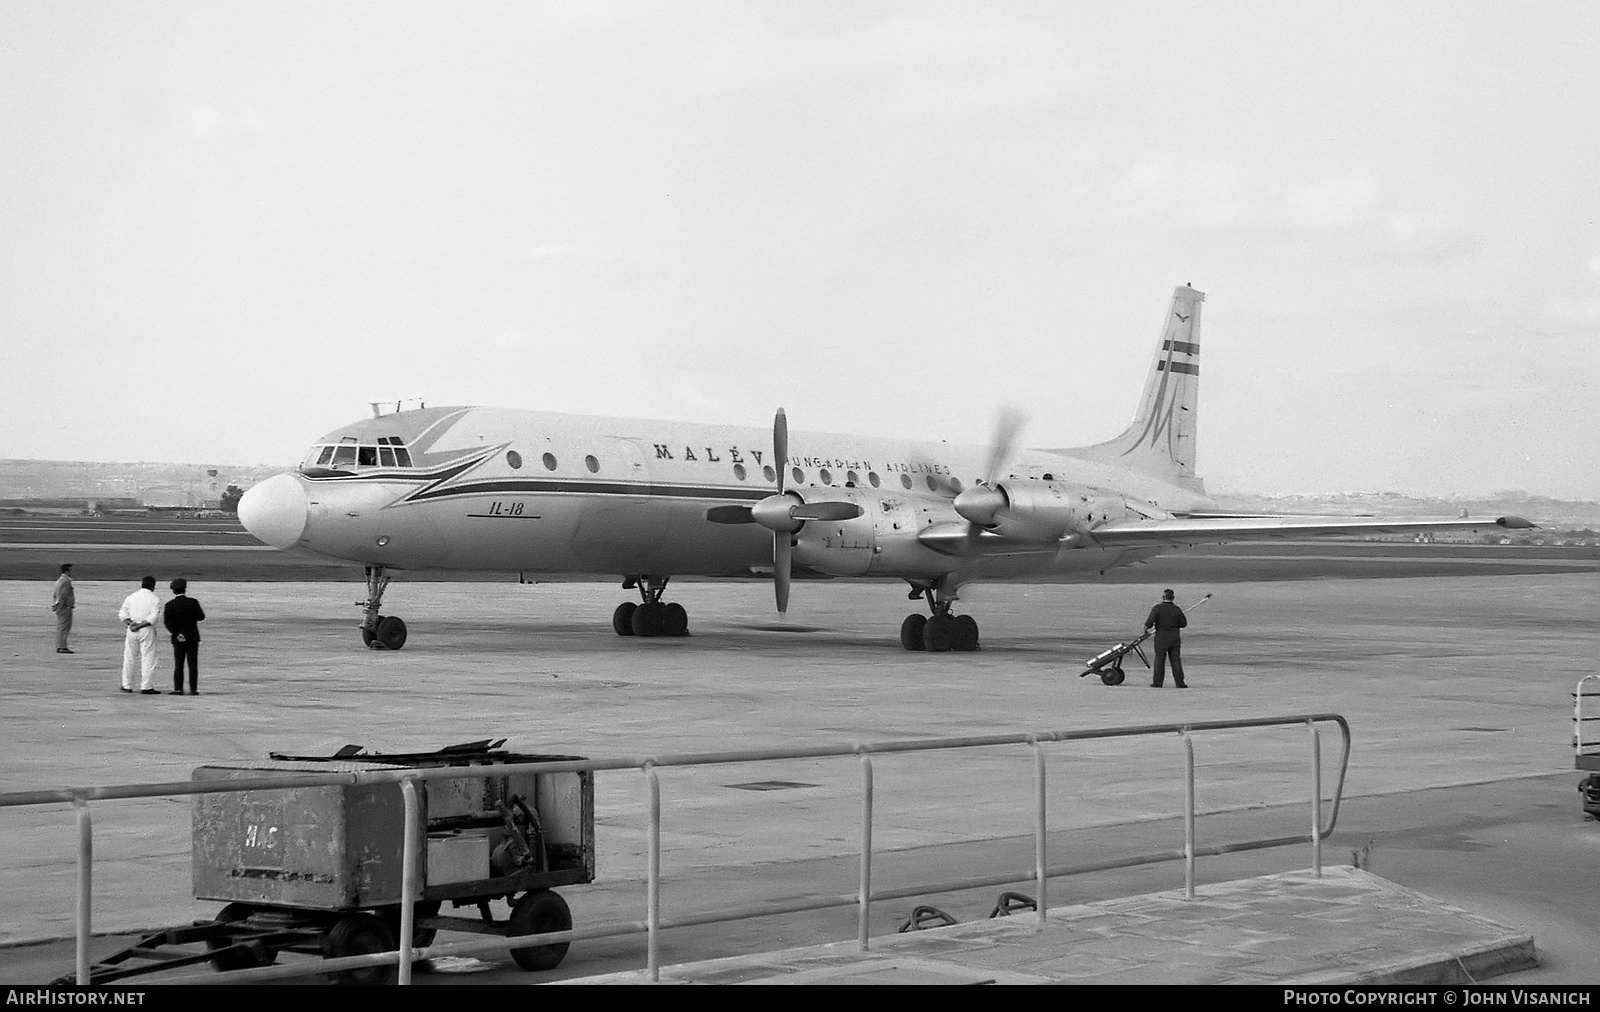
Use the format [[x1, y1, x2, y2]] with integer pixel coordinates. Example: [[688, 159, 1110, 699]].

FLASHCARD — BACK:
[[790, 490, 961, 578], [978, 480, 1133, 543]]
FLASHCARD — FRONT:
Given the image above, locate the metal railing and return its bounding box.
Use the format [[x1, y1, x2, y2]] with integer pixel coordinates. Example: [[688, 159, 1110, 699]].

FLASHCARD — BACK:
[[1575, 675, 1600, 758], [0, 712, 1351, 985]]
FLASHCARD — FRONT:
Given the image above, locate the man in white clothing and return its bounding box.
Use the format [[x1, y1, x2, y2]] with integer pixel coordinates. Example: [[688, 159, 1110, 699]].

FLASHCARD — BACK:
[[118, 576, 162, 694]]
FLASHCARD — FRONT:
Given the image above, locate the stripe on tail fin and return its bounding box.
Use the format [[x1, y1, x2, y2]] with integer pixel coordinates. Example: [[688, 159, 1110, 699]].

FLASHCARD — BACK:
[[1060, 285, 1206, 494]]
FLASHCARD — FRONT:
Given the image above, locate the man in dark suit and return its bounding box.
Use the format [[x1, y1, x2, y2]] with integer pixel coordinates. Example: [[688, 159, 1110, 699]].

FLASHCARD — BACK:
[[1143, 588, 1188, 689], [162, 578, 206, 695]]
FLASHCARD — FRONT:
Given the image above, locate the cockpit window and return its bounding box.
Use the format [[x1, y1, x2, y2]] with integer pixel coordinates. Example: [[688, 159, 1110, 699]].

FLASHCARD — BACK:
[[303, 437, 415, 471]]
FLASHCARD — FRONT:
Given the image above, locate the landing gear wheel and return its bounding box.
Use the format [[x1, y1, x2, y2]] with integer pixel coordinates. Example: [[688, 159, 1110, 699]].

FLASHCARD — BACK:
[[1101, 665, 1126, 686], [662, 602, 689, 637], [361, 627, 377, 648], [951, 615, 980, 652], [206, 903, 277, 972], [374, 615, 407, 651], [899, 613, 927, 651], [630, 602, 664, 637], [923, 613, 955, 652], [508, 889, 572, 972], [612, 602, 637, 636], [321, 913, 398, 985]]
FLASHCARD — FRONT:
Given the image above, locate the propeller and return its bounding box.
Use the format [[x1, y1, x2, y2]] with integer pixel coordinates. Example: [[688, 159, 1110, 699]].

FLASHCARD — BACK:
[[952, 406, 1026, 532], [725, 408, 862, 616]]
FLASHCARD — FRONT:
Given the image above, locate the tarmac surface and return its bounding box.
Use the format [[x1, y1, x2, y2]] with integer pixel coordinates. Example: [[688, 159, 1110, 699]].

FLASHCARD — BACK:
[[0, 558, 1597, 984]]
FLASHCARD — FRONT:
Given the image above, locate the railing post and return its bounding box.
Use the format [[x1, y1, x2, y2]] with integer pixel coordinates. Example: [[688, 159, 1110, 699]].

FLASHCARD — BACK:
[[1182, 731, 1195, 900], [398, 777, 421, 985], [74, 795, 92, 986], [1032, 738, 1047, 925], [646, 762, 661, 981], [857, 749, 874, 951], [1308, 720, 1323, 877]]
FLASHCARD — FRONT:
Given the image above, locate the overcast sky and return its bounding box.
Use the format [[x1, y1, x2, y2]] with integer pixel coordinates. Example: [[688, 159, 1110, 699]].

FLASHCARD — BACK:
[[3, 2, 1597, 499]]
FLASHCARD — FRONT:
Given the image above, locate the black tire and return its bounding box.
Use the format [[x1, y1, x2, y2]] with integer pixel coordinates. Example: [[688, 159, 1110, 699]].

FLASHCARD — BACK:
[[951, 615, 980, 652], [612, 601, 637, 636], [206, 903, 278, 972], [1101, 666, 1126, 686], [361, 626, 378, 649], [663, 602, 689, 637], [508, 889, 572, 972], [375, 615, 408, 651], [322, 913, 398, 985], [899, 613, 927, 651], [383, 901, 440, 951], [630, 602, 664, 637], [923, 613, 955, 652]]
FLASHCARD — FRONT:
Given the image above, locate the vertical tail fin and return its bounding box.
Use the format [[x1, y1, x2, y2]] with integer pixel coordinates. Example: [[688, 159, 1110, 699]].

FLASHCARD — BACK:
[[1061, 285, 1205, 493]]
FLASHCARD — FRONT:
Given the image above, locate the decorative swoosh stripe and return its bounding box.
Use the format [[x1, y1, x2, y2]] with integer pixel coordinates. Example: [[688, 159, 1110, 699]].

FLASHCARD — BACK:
[[1162, 340, 1200, 356], [406, 478, 773, 504], [1157, 361, 1198, 375]]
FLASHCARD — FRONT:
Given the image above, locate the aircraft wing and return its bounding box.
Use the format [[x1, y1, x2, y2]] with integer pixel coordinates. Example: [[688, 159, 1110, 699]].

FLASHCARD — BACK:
[[1082, 514, 1536, 548]]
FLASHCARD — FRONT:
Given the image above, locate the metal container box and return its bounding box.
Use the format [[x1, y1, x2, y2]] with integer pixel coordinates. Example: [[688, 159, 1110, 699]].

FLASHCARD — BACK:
[[192, 745, 593, 912]]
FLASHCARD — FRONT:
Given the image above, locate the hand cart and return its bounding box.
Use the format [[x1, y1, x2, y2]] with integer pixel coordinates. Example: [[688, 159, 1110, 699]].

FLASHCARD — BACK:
[[1078, 593, 1211, 685]]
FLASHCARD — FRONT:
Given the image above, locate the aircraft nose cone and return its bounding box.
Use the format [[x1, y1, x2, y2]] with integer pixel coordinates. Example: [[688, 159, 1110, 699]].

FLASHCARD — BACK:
[[238, 473, 309, 549]]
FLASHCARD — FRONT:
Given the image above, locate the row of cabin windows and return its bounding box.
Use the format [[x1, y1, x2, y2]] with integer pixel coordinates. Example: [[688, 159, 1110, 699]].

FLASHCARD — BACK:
[[503, 449, 964, 493]]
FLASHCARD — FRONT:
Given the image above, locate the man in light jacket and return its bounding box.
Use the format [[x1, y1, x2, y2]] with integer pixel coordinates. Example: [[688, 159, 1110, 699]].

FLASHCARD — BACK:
[[51, 563, 75, 654], [118, 576, 162, 694]]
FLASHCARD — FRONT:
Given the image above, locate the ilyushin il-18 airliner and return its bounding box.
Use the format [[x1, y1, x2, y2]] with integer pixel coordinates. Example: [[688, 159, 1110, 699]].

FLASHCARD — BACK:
[[237, 285, 1532, 653]]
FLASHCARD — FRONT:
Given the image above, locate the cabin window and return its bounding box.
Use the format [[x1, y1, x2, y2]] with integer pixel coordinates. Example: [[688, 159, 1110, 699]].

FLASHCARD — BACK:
[[585, 455, 599, 473], [867, 472, 880, 488], [507, 451, 523, 469], [733, 463, 747, 481], [332, 445, 357, 467], [845, 470, 859, 486], [763, 465, 776, 483], [819, 468, 833, 485], [925, 476, 938, 492], [791, 467, 804, 485], [542, 453, 557, 471], [316, 446, 335, 466], [357, 446, 378, 467], [900, 474, 912, 490], [949, 477, 963, 493], [394, 447, 413, 467], [379, 447, 396, 467]]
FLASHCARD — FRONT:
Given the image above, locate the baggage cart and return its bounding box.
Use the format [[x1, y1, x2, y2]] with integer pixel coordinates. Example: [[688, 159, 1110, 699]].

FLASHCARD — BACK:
[[57, 739, 594, 985]]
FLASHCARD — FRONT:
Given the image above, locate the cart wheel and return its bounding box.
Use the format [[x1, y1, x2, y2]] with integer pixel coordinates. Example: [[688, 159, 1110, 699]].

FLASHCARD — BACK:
[[1101, 666, 1126, 686], [322, 913, 398, 985], [384, 901, 441, 950], [508, 889, 572, 972], [206, 902, 279, 972]]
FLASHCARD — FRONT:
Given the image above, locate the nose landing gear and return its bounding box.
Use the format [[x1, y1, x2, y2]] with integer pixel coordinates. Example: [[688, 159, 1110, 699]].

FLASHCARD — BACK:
[[899, 582, 980, 652], [612, 575, 688, 638], [358, 565, 408, 650]]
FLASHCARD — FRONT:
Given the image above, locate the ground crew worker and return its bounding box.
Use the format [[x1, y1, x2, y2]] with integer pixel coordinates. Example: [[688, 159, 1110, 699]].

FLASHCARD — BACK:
[[118, 576, 162, 694], [51, 563, 75, 654], [1144, 588, 1188, 689]]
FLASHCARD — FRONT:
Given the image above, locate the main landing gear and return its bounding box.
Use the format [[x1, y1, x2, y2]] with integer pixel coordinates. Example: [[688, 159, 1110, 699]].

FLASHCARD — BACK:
[[898, 581, 980, 653], [611, 575, 689, 638], [358, 565, 408, 650]]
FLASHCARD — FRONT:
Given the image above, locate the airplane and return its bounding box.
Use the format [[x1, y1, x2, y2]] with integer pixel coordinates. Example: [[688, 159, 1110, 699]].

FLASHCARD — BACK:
[[237, 285, 1533, 653]]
